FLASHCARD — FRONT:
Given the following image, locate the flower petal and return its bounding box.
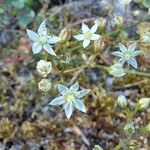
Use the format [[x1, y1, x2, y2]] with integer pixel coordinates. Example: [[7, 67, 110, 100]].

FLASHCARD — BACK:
[[128, 58, 138, 68], [91, 34, 100, 40], [70, 82, 79, 92], [111, 51, 123, 57], [38, 20, 47, 36], [73, 34, 84, 41], [76, 89, 90, 99], [90, 24, 98, 33], [47, 36, 60, 44], [63, 102, 73, 119], [119, 43, 127, 52], [43, 44, 56, 56], [128, 43, 136, 52], [58, 83, 69, 95], [73, 100, 86, 113], [118, 58, 126, 65], [132, 51, 141, 57], [83, 39, 90, 48], [32, 42, 42, 54], [82, 23, 90, 34], [26, 29, 38, 42], [49, 96, 65, 106]]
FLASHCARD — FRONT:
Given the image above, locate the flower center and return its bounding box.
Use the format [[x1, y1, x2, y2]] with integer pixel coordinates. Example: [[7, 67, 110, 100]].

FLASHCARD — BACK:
[[124, 51, 131, 59], [64, 92, 76, 102], [84, 32, 92, 40], [37, 36, 47, 45]]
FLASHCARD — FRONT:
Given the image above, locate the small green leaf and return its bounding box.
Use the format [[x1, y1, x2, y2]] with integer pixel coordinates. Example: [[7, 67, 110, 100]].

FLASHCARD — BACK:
[[142, 0, 150, 8]]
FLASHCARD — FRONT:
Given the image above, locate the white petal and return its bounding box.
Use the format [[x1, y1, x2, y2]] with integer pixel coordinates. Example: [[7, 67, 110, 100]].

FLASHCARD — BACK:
[[38, 20, 47, 36], [43, 44, 56, 56], [49, 96, 65, 106], [111, 51, 123, 57], [128, 58, 138, 68], [118, 58, 126, 65], [47, 36, 60, 44], [73, 34, 84, 41], [26, 29, 38, 42], [82, 23, 90, 34], [73, 100, 86, 113], [83, 39, 90, 48], [70, 82, 79, 92], [128, 43, 136, 52], [58, 83, 69, 95], [76, 89, 90, 99], [91, 34, 100, 40], [119, 43, 127, 52], [90, 24, 98, 33], [64, 102, 73, 119], [32, 42, 42, 54], [132, 51, 141, 57]]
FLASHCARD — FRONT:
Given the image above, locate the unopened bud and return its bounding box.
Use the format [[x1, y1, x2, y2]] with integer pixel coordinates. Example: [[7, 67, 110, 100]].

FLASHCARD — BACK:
[[117, 95, 127, 109], [94, 17, 107, 30], [93, 145, 103, 150], [128, 140, 139, 150], [59, 27, 71, 42], [38, 79, 52, 92], [114, 15, 124, 27], [124, 123, 135, 135], [93, 38, 105, 52], [136, 98, 150, 111]]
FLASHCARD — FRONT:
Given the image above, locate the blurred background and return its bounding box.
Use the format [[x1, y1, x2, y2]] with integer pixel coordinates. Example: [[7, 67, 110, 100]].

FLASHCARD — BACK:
[[0, 0, 150, 150]]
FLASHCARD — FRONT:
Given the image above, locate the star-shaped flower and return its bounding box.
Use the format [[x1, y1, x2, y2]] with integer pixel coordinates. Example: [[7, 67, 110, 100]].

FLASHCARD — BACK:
[[111, 43, 141, 68], [74, 23, 101, 48], [26, 20, 60, 56], [49, 82, 90, 119]]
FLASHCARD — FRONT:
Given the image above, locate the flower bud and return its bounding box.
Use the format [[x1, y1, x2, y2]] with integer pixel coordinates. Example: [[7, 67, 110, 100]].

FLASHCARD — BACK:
[[114, 15, 124, 27], [145, 123, 150, 133], [128, 140, 139, 149], [117, 95, 128, 109], [38, 79, 52, 92], [93, 145, 103, 150], [136, 98, 150, 111], [124, 123, 135, 135], [108, 63, 125, 77], [36, 60, 52, 77], [120, 0, 132, 5], [93, 38, 105, 53], [59, 27, 71, 42], [94, 17, 107, 30], [140, 32, 150, 43]]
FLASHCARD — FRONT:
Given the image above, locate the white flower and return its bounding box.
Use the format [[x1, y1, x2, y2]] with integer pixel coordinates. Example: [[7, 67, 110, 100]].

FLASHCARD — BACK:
[[141, 32, 150, 43], [136, 98, 150, 111], [109, 63, 125, 77], [111, 43, 141, 68], [49, 82, 90, 119], [124, 123, 135, 135], [36, 60, 52, 77], [38, 79, 52, 92], [120, 0, 132, 5], [26, 20, 60, 55], [117, 95, 127, 108], [74, 23, 101, 48]]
